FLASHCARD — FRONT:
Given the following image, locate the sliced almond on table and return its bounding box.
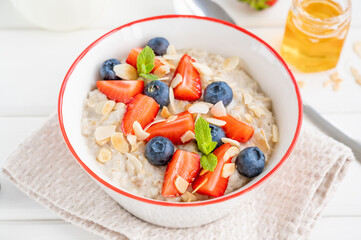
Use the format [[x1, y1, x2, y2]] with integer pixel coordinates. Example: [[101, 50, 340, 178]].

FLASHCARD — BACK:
[[350, 66, 361, 85], [210, 101, 227, 117], [125, 153, 143, 173], [133, 121, 150, 141], [297, 80, 305, 88], [167, 115, 178, 122], [113, 63, 138, 80], [95, 137, 110, 146], [272, 124, 279, 143], [323, 79, 332, 88], [181, 191, 197, 202], [180, 130, 196, 143], [144, 119, 166, 131], [192, 178, 208, 193], [111, 132, 129, 153], [166, 44, 177, 55], [199, 169, 208, 176], [94, 125, 116, 141], [221, 137, 241, 148], [101, 100, 116, 116], [248, 105, 265, 118], [174, 175, 189, 194], [223, 146, 239, 161], [127, 135, 138, 152], [188, 102, 211, 114], [192, 62, 213, 76], [170, 73, 183, 88], [222, 163, 236, 178], [97, 148, 112, 163], [353, 41, 361, 58], [223, 56, 239, 71], [244, 113, 253, 123], [206, 117, 226, 127], [153, 65, 170, 78], [242, 91, 253, 105]]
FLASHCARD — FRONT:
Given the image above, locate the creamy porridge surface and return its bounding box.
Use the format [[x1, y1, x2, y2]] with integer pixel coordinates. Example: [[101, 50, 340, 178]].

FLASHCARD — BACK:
[[82, 48, 277, 202]]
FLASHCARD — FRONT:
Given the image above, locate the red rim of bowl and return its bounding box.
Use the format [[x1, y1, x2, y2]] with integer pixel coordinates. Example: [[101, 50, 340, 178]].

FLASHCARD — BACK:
[[58, 15, 303, 207]]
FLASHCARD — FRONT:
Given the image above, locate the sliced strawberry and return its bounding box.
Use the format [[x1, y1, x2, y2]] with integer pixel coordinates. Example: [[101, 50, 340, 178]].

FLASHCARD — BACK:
[[145, 111, 194, 145], [96, 80, 144, 104], [126, 47, 163, 73], [192, 143, 232, 197], [215, 114, 254, 143], [171, 54, 202, 101], [121, 94, 159, 135], [162, 150, 200, 197]]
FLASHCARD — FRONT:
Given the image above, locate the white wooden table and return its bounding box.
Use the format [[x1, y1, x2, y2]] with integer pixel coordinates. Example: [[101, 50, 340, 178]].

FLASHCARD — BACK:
[[0, 0, 361, 239]]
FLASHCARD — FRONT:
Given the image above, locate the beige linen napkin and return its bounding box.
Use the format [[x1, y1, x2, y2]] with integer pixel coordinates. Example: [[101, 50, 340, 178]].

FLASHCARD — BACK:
[[1, 114, 355, 240]]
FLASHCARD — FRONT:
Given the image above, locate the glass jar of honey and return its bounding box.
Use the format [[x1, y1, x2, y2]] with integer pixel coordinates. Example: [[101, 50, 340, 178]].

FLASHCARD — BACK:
[[281, 0, 351, 73]]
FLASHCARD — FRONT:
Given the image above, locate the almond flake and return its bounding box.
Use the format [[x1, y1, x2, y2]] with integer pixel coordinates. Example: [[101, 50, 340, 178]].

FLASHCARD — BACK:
[[192, 62, 213, 76], [95, 100, 106, 114], [163, 54, 182, 60], [111, 133, 129, 153], [244, 113, 253, 123], [272, 124, 279, 143], [221, 137, 241, 148], [95, 137, 110, 146], [297, 80, 305, 88], [333, 82, 341, 91], [127, 135, 138, 152], [223, 56, 239, 71], [199, 169, 208, 176], [114, 102, 126, 110], [223, 146, 239, 161], [192, 178, 208, 193], [350, 66, 361, 85], [222, 163, 236, 178], [181, 191, 197, 202], [353, 41, 361, 58], [125, 153, 143, 173], [169, 87, 178, 114], [174, 175, 189, 194], [323, 79, 332, 88], [170, 73, 183, 88], [242, 91, 253, 105], [211, 101, 227, 117], [206, 118, 226, 127], [248, 105, 265, 118], [180, 130, 196, 143], [184, 103, 192, 111], [133, 121, 150, 141], [94, 125, 116, 141], [166, 44, 177, 55], [113, 63, 138, 80], [101, 100, 116, 116], [144, 119, 166, 131], [167, 115, 178, 123], [153, 65, 170, 78], [260, 128, 271, 150], [188, 102, 211, 114], [97, 148, 112, 163], [160, 106, 172, 119]]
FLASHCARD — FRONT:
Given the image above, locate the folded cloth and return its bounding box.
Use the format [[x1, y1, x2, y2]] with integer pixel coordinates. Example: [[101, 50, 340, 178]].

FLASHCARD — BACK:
[[1, 114, 355, 240]]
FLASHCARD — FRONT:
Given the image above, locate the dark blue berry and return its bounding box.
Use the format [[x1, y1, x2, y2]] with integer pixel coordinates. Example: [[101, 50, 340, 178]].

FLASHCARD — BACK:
[[236, 147, 265, 178], [100, 59, 120, 80], [145, 137, 174, 166], [209, 124, 226, 148], [144, 80, 169, 108], [204, 81, 233, 107], [147, 37, 169, 56]]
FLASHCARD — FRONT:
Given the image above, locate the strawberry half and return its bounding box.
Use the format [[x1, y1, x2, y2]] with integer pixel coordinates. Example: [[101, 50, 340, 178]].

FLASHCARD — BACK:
[[96, 80, 144, 104], [121, 94, 159, 135], [145, 111, 194, 145], [162, 150, 200, 197], [215, 114, 254, 143], [192, 143, 232, 197], [126, 47, 163, 73], [171, 54, 202, 101]]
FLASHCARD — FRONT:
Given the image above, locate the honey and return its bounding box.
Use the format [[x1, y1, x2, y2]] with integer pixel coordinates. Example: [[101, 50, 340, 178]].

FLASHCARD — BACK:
[[281, 0, 351, 73]]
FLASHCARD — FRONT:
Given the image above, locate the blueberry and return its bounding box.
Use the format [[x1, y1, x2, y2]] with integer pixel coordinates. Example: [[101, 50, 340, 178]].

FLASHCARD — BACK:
[[236, 147, 265, 178], [144, 80, 169, 108], [204, 81, 233, 106], [145, 137, 174, 166], [100, 59, 120, 80], [147, 37, 169, 56], [209, 124, 225, 148]]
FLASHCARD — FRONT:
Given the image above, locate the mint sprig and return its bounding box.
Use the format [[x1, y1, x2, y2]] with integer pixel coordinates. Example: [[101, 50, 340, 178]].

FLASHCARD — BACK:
[[136, 46, 159, 81], [194, 116, 218, 171]]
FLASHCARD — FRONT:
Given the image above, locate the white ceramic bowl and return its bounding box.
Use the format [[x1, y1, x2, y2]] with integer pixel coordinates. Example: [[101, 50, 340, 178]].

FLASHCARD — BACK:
[[58, 15, 302, 228]]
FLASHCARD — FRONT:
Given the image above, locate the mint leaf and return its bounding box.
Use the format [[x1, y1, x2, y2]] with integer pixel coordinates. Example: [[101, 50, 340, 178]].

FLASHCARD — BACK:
[[200, 153, 218, 172], [139, 73, 159, 81], [137, 46, 155, 75], [194, 116, 217, 155]]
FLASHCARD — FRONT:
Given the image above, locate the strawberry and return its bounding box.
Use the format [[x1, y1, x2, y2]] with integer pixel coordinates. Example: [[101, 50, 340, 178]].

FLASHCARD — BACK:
[[145, 111, 194, 145], [215, 114, 254, 143], [126, 47, 163, 73], [192, 143, 232, 197], [171, 54, 202, 101], [162, 150, 200, 197], [238, 0, 277, 10], [121, 94, 159, 135], [96, 80, 144, 104]]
